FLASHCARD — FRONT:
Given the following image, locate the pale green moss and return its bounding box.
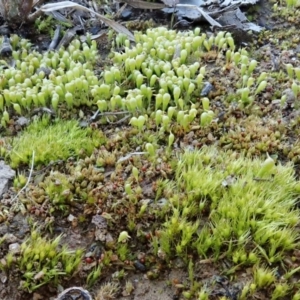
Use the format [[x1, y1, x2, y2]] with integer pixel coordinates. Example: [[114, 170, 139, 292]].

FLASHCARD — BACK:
[[9, 117, 105, 168], [0, 229, 83, 292], [155, 146, 300, 265]]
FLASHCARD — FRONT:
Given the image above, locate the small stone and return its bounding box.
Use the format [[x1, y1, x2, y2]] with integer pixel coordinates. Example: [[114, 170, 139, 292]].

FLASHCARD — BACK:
[[121, 8, 132, 20], [200, 82, 214, 96], [133, 260, 147, 272], [173, 257, 185, 268], [0, 259, 6, 267], [105, 232, 114, 245], [95, 228, 107, 241], [67, 214, 75, 222], [15, 116, 29, 127], [32, 293, 44, 300], [0, 274, 7, 283], [156, 198, 168, 207], [0, 161, 15, 199], [9, 242, 21, 254], [92, 214, 107, 229], [4, 233, 17, 243], [34, 271, 45, 281], [282, 88, 295, 105]]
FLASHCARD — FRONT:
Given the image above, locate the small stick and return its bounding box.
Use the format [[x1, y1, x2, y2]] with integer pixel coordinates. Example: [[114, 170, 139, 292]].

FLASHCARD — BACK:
[[111, 115, 131, 124], [89, 110, 131, 122], [55, 25, 82, 50], [48, 25, 61, 50], [253, 177, 273, 182]]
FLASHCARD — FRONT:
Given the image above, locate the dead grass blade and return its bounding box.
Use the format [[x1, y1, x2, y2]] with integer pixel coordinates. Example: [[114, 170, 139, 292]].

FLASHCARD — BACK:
[[176, 4, 222, 27], [40, 1, 135, 41], [33, 0, 46, 7], [121, 0, 165, 10], [161, 0, 179, 7]]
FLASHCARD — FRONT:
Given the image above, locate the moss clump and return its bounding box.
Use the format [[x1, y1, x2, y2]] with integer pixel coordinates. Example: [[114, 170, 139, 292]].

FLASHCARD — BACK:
[[43, 171, 74, 211], [0, 35, 98, 124], [154, 146, 300, 265], [146, 146, 300, 298], [219, 115, 284, 155], [0, 229, 83, 292], [9, 117, 105, 168]]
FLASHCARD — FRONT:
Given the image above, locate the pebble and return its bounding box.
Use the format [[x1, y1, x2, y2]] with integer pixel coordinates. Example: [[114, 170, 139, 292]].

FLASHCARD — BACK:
[[8, 243, 21, 254], [133, 260, 147, 272], [200, 82, 214, 96]]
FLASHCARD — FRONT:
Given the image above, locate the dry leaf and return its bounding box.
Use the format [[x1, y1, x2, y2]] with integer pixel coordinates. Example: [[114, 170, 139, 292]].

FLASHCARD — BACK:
[[40, 1, 135, 41], [193, 5, 222, 27]]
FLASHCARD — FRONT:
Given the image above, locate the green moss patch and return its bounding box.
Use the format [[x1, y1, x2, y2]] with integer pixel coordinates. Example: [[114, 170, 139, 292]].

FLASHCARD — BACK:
[[9, 117, 105, 168], [155, 146, 300, 266], [1, 230, 83, 292]]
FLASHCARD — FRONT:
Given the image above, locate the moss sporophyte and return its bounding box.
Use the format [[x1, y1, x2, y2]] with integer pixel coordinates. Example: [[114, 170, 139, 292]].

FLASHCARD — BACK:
[[1, 230, 83, 292], [2, 17, 300, 298]]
